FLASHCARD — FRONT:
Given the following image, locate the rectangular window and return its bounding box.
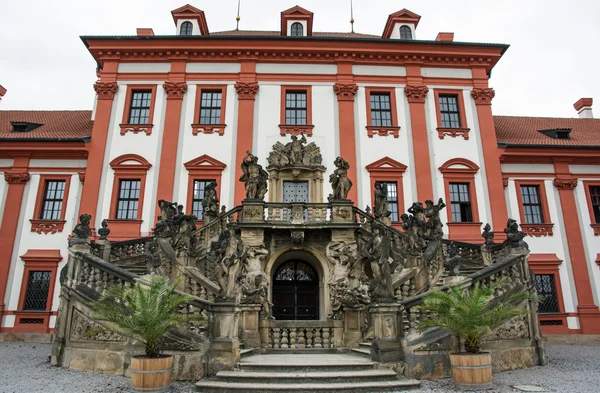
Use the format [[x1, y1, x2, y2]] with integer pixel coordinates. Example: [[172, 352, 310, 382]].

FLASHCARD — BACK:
[[285, 91, 307, 125], [439, 95, 461, 128], [449, 183, 473, 222], [589, 186, 600, 224], [116, 179, 141, 219], [128, 91, 152, 124], [40, 180, 66, 220], [535, 274, 560, 313], [369, 93, 392, 127], [192, 180, 213, 220], [199, 91, 222, 124], [22, 271, 51, 311], [381, 182, 399, 222], [520, 185, 544, 224]]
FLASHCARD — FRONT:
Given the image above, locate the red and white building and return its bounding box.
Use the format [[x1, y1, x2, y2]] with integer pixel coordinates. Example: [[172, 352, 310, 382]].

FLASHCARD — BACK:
[[1, 5, 599, 336]]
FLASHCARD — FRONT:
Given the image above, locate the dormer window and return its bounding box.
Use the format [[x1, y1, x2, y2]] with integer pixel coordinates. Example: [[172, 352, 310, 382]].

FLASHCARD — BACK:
[[400, 25, 412, 40], [11, 121, 43, 133], [538, 128, 572, 140], [180, 21, 193, 36], [290, 22, 304, 37]]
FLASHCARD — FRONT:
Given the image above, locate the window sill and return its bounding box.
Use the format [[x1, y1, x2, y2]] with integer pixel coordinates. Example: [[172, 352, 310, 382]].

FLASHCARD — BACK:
[[119, 123, 153, 136], [278, 124, 314, 137], [29, 219, 66, 235], [366, 125, 400, 138], [437, 127, 470, 140], [591, 224, 600, 236], [191, 123, 227, 136], [447, 222, 483, 243], [520, 223, 554, 237]]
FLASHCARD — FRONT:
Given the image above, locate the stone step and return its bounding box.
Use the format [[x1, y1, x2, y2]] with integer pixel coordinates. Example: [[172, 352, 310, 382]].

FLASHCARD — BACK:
[[350, 348, 371, 358], [195, 379, 420, 393], [264, 348, 339, 354], [359, 342, 371, 349], [216, 369, 398, 384], [237, 361, 378, 373], [240, 348, 255, 358]]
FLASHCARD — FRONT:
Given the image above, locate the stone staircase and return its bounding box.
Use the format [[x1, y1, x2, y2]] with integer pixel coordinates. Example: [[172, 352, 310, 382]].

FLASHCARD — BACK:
[[196, 353, 420, 392]]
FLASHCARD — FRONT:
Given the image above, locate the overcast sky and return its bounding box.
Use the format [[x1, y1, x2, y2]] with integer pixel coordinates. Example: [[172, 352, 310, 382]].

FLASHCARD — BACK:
[[1, 0, 598, 117]]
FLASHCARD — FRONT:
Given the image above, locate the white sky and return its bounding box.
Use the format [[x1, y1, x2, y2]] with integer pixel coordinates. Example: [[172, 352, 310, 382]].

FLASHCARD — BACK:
[[1, 0, 598, 117]]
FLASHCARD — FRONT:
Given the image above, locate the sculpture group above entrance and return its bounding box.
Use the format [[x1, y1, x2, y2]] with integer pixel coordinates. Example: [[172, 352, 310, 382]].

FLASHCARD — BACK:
[[267, 134, 323, 168]]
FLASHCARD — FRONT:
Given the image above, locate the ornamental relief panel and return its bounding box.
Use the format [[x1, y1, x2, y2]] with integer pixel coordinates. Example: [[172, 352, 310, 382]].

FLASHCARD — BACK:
[[70, 308, 126, 342]]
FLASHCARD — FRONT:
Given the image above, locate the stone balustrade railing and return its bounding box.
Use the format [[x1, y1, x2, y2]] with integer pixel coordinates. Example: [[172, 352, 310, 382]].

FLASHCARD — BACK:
[[262, 320, 342, 349], [263, 203, 331, 223]]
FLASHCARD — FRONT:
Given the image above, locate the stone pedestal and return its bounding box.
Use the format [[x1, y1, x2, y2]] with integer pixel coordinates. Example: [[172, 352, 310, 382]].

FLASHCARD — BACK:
[[330, 200, 355, 224], [239, 304, 262, 348], [241, 200, 265, 223], [343, 308, 363, 348], [208, 303, 241, 376], [369, 304, 403, 363]]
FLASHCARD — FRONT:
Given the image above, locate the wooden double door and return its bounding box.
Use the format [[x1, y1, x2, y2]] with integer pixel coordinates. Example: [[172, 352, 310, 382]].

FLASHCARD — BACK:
[[272, 260, 319, 320]]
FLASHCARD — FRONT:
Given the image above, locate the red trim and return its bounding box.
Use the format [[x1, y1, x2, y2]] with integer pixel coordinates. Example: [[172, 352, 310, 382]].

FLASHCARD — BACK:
[[281, 5, 314, 36], [280, 85, 313, 136], [433, 89, 469, 140], [382, 9, 421, 38], [528, 254, 569, 334], [192, 84, 228, 136], [365, 87, 400, 138], [119, 84, 157, 136], [184, 155, 226, 218], [439, 158, 481, 242], [30, 174, 72, 234], [171, 4, 209, 35], [582, 181, 600, 235], [514, 180, 554, 237], [366, 157, 407, 216]]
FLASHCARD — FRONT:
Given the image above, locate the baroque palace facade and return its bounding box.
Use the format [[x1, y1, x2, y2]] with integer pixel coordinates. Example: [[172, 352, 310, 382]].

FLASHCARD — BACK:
[[1, 4, 599, 339]]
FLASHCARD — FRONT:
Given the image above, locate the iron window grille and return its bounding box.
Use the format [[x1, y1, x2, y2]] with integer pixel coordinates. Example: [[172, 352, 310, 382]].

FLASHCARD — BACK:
[[370, 93, 393, 127], [439, 95, 461, 128], [192, 180, 213, 220], [116, 179, 141, 219], [290, 22, 304, 37], [589, 186, 600, 224], [535, 274, 560, 313], [23, 271, 51, 311], [199, 91, 222, 124], [399, 25, 412, 39], [449, 183, 473, 222], [520, 185, 544, 224], [180, 21, 193, 36], [40, 180, 65, 220], [128, 91, 152, 124], [285, 91, 308, 125], [381, 182, 400, 222]]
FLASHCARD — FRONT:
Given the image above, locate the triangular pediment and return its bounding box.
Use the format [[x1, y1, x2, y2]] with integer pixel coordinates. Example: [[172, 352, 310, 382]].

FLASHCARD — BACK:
[[366, 157, 407, 172], [184, 154, 227, 170], [281, 5, 313, 16], [382, 8, 421, 38], [389, 9, 421, 21], [171, 4, 204, 15]]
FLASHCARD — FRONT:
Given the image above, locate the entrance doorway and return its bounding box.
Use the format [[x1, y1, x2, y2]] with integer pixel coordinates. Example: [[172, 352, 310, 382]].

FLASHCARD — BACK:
[[272, 260, 319, 320]]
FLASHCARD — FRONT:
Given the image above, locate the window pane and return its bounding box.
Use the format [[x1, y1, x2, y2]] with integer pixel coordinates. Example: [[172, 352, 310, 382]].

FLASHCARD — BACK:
[[439, 95, 461, 128], [382, 182, 399, 222], [291, 23, 303, 37], [23, 271, 51, 311], [116, 180, 141, 219], [41, 180, 66, 220], [520, 185, 545, 224], [369, 93, 393, 127], [589, 186, 600, 224], [535, 274, 560, 313], [285, 91, 308, 125], [180, 22, 193, 36], [449, 182, 472, 222], [199, 91, 223, 124], [192, 179, 214, 220], [128, 91, 152, 124]]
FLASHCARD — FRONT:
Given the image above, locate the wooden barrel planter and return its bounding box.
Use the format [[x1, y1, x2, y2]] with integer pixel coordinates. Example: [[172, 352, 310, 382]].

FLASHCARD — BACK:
[[130, 355, 173, 393], [449, 352, 492, 390]]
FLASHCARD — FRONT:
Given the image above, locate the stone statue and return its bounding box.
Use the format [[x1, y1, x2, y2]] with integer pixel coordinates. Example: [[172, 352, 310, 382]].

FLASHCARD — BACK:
[[444, 242, 462, 276], [482, 223, 495, 246], [239, 151, 268, 200], [289, 134, 306, 165], [214, 224, 245, 300], [243, 246, 269, 285], [97, 219, 110, 240], [202, 181, 219, 221], [239, 275, 274, 319], [424, 198, 446, 240], [360, 226, 399, 301], [327, 241, 369, 319], [400, 203, 428, 254], [504, 218, 528, 249], [172, 205, 197, 256], [267, 134, 323, 168], [145, 240, 162, 275], [330, 157, 352, 200], [69, 214, 92, 246], [373, 182, 391, 220]]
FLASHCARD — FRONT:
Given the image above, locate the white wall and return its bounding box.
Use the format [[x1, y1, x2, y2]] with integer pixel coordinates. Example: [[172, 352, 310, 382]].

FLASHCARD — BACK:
[[574, 179, 600, 306]]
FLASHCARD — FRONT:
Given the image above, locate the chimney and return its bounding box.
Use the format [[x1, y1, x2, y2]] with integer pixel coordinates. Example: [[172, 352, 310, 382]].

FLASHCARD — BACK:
[[574, 98, 593, 119], [136, 28, 155, 36], [0, 85, 6, 102], [436, 32, 454, 42]]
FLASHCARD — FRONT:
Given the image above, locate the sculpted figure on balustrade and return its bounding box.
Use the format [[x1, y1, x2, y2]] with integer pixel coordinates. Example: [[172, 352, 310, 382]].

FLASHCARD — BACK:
[[373, 182, 391, 220], [329, 157, 352, 200], [240, 151, 268, 200], [202, 180, 219, 222]]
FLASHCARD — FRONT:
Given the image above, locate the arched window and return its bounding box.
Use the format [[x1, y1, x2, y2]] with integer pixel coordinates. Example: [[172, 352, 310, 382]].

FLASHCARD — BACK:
[[180, 21, 193, 36], [290, 22, 304, 37], [400, 25, 412, 40]]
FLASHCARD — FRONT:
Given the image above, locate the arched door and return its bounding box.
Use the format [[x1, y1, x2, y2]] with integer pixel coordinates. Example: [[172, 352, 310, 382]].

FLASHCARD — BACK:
[[272, 260, 319, 320]]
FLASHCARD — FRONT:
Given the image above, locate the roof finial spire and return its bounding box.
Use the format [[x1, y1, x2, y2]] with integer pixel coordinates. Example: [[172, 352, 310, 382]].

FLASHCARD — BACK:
[[350, 0, 355, 33], [236, 0, 241, 31]]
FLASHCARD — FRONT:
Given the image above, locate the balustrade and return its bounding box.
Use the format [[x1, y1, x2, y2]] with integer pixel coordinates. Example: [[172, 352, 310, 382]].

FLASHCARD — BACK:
[[266, 321, 336, 349]]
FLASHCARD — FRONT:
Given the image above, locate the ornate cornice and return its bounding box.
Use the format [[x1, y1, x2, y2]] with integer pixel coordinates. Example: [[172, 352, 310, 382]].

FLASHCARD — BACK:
[[234, 82, 259, 100], [404, 85, 429, 103], [471, 88, 495, 105], [553, 178, 578, 190], [93, 82, 118, 100], [163, 82, 188, 100], [333, 83, 359, 102], [4, 173, 30, 184]]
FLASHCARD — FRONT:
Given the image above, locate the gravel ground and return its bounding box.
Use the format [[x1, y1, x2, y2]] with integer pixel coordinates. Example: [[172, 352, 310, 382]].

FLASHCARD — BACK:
[[0, 343, 598, 392]]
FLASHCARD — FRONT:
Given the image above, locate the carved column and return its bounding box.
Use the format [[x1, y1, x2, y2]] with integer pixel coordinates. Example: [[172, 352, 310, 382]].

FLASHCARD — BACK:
[[470, 77, 509, 239], [405, 85, 434, 202], [209, 303, 241, 375], [0, 164, 30, 324], [78, 76, 119, 227], [156, 81, 188, 205], [369, 303, 404, 362], [552, 169, 600, 333], [333, 82, 359, 203], [234, 81, 259, 206]]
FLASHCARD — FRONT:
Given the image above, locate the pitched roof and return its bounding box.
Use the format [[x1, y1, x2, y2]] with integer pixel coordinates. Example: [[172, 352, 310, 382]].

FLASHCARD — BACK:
[[210, 30, 379, 38], [494, 115, 600, 147], [0, 110, 92, 140]]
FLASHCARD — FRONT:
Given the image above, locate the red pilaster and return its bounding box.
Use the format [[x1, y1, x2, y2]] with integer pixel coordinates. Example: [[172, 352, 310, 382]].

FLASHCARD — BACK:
[[0, 155, 30, 329]]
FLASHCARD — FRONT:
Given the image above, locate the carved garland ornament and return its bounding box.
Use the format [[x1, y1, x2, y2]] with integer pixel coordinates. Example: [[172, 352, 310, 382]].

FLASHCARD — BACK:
[[404, 85, 429, 103], [163, 82, 188, 99], [553, 178, 578, 190], [192, 125, 226, 136], [437, 128, 470, 140], [93, 82, 118, 100], [333, 83, 359, 101], [471, 88, 495, 105], [119, 124, 153, 136], [234, 81, 259, 100], [4, 173, 31, 184], [30, 220, 65, 235], [520, 223, 553, 237]]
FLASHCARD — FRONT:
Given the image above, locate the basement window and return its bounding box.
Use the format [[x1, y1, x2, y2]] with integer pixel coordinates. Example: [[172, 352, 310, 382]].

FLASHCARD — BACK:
[[11, 121, 43, 132], [538, 128, 571, 140]]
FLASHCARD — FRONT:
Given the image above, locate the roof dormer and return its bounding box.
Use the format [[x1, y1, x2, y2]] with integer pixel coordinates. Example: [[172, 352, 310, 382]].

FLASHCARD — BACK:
[[171, 4, 209, 36], [281, 5, 313, 37], [382, 9, 421, 40]]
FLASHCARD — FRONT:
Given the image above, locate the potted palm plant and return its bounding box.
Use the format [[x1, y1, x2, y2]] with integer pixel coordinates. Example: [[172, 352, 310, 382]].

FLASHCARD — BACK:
[[87, 277, 197, 393], [417, 280, 539, 390]]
